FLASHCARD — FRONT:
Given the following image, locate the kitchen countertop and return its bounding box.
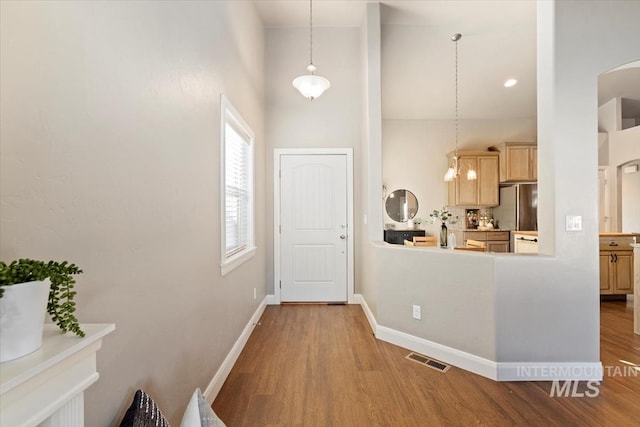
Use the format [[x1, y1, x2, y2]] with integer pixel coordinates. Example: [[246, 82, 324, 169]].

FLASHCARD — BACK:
[[456, 229, 511, 232], [512, 231, 538, 236], [511, 231, 639, 238]]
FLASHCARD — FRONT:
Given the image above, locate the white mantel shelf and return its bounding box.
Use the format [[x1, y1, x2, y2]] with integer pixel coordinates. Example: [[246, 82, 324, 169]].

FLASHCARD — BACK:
[[0, 323, 115, 427]]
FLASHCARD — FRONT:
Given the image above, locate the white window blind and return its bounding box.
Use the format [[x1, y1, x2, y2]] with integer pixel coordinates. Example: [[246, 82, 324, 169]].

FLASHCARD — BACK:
[[221, 95, 255, 275], [225, 122, 250, 257]]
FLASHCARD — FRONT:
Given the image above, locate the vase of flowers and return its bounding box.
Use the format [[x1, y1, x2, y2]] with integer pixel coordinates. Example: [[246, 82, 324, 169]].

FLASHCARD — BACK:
[[430, 207, 453, 248]]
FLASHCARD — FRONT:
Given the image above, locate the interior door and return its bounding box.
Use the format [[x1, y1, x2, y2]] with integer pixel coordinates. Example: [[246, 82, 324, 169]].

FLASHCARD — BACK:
[[279, 154, 348, 302]]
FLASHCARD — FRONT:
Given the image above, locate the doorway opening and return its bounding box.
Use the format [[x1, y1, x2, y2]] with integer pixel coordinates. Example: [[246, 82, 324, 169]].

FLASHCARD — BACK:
[[597, 60, 640, 339]]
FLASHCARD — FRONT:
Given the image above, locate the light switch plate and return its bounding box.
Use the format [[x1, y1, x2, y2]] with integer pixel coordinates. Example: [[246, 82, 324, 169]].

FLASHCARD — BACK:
[[566, 215, 582, 231], [412, 305, 421, 320]]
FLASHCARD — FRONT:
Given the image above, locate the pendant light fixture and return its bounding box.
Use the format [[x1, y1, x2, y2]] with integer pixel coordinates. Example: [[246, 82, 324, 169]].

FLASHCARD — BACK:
[[292, 0, 331, 100], [444, 33, 476, 181]]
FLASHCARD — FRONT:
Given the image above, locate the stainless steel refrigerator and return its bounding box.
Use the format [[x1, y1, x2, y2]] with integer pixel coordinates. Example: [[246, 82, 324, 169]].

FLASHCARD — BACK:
[[492, 184, 538, 250]]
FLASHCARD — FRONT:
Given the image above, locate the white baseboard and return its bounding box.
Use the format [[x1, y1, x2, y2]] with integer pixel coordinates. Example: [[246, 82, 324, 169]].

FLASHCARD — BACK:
[[203, 296, 268, 403], [355, 293, 496, 380], [375, 326, 499, 380], [497, 362, 603, 381], [354, 294, 601, 382], [354, 293, 377, 334], [265, 294, 276, 305]]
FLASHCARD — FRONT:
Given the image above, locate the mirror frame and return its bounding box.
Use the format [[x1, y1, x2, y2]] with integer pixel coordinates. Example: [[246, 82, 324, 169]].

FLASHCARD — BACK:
[[385, 189, 418, 223]]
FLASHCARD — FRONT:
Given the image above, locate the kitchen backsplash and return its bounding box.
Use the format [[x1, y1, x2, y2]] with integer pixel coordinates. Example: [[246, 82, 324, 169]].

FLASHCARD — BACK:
[[447, 206, 493, 230]]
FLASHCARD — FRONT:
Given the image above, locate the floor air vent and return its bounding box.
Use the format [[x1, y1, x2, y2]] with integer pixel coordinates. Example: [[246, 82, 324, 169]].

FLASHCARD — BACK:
[[406, 352, 451, 373]]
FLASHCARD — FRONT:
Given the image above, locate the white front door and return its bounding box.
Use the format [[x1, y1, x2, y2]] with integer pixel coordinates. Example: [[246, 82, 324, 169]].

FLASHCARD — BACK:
[[279, 154, 348, 302]]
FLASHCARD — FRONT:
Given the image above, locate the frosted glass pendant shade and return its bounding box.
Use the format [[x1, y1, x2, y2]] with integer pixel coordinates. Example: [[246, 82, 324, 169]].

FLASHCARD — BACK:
[[293, 64, 330, 100], [444, 166, 456, 181], [467, 169, 477, 180]]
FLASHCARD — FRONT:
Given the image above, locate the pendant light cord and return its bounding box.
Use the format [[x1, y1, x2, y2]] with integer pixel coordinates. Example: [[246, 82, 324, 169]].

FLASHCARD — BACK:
[[309, 0, 313, 66], [454, 35, 459, 158]]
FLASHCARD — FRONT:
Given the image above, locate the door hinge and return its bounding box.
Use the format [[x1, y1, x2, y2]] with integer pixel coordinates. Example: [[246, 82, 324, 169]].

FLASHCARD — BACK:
[[279, 280, 282, 289]]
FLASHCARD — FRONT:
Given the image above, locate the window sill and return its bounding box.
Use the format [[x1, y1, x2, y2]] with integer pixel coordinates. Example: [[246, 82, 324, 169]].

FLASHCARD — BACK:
[[221, 246, 256, 276]]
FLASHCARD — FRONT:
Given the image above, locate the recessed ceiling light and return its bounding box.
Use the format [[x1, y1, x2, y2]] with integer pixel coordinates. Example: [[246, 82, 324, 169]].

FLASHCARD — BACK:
[[504, 79, 518, 88]]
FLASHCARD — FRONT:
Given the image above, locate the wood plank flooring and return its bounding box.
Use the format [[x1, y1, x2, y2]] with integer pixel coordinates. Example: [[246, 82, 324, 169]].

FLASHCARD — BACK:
[[213, 300, 640, 426]]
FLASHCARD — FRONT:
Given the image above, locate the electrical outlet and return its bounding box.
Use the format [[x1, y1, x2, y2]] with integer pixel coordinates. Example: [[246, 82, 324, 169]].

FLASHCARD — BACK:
[[253, 288, 257, 300], [412, 305, 421, 320]]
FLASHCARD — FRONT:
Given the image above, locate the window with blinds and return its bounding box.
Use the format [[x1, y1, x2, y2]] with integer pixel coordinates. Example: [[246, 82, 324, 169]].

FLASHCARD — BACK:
[[221, 96, 255, 275]]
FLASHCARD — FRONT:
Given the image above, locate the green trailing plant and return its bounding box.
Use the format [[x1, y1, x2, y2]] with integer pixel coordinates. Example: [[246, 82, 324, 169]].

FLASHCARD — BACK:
[[0, 259, 85, 337]]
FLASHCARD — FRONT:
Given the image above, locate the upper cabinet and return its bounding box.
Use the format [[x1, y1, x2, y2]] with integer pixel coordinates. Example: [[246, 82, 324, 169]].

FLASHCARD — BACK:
[[490, 142, 537, 182], [447, 152, 499, 207]]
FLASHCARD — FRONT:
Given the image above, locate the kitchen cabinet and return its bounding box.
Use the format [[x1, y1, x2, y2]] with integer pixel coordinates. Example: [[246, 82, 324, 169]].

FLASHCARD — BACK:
[[447, 152, 499, 207], [599, 235, 636, 295], [384, 229, 426, 245], [490, 142, 537, 182], [452, 230, 510, 253], [600, 251, 633, 294], [513, 232, 539, 254], [487, 241, 510, 253]]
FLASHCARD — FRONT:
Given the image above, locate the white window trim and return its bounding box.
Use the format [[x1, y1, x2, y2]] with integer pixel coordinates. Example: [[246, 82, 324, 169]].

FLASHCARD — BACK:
[[220, 95, 256, 276]]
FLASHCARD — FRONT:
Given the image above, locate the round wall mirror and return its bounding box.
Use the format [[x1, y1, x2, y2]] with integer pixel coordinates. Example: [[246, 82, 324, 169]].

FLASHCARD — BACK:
[[385, 189, 418, 222]]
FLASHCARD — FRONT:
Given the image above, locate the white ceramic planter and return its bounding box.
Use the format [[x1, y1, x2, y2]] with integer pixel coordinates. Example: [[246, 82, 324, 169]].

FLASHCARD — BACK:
[[0, 278, 51, 363]]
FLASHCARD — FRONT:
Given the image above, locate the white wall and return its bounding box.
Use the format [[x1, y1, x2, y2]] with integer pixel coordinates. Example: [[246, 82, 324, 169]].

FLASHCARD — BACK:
[[598, 90, 640, 231], [621, 160, 640, 233], [608, 124, 640, 231], [358, 3, 384, 318], [0, 1, 266, 425], [598, 98, 621, 132], [494, 0, 640, 365], [360, 0, 640, 380], [264, 26, 364, 295], [376, 246, 496, 360]]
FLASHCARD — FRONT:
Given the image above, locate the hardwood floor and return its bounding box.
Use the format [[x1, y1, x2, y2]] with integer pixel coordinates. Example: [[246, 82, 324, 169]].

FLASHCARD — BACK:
[[213, 301, 640, 426]]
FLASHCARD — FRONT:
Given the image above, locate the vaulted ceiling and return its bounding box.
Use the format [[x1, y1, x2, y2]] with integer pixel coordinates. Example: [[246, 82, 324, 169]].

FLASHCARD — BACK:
[[255, 1, 638, 121], [255, 0, 536, 120]]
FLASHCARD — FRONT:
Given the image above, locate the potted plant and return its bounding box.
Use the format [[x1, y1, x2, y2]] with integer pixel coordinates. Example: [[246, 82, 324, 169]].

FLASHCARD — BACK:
[[0, 259, 84, 362]]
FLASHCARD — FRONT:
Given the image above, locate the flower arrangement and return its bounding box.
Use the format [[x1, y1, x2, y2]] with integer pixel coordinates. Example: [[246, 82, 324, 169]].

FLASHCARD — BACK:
[[430, 207, 453, 224]]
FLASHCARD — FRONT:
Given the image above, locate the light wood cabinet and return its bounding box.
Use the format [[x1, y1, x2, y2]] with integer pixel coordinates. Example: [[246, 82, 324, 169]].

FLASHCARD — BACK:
[[487, 241, 510, 253], [600, 250, 634, 294], [447, 152, 499, 207], [490, 142, 537, 182], [452, 230, 510, 253], [599, 235, 637, 295], [530, 146, 537, 180]]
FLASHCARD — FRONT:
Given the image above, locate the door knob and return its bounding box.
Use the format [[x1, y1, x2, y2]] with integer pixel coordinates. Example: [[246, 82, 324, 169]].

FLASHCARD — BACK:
[[340, 235, 346, 240]]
